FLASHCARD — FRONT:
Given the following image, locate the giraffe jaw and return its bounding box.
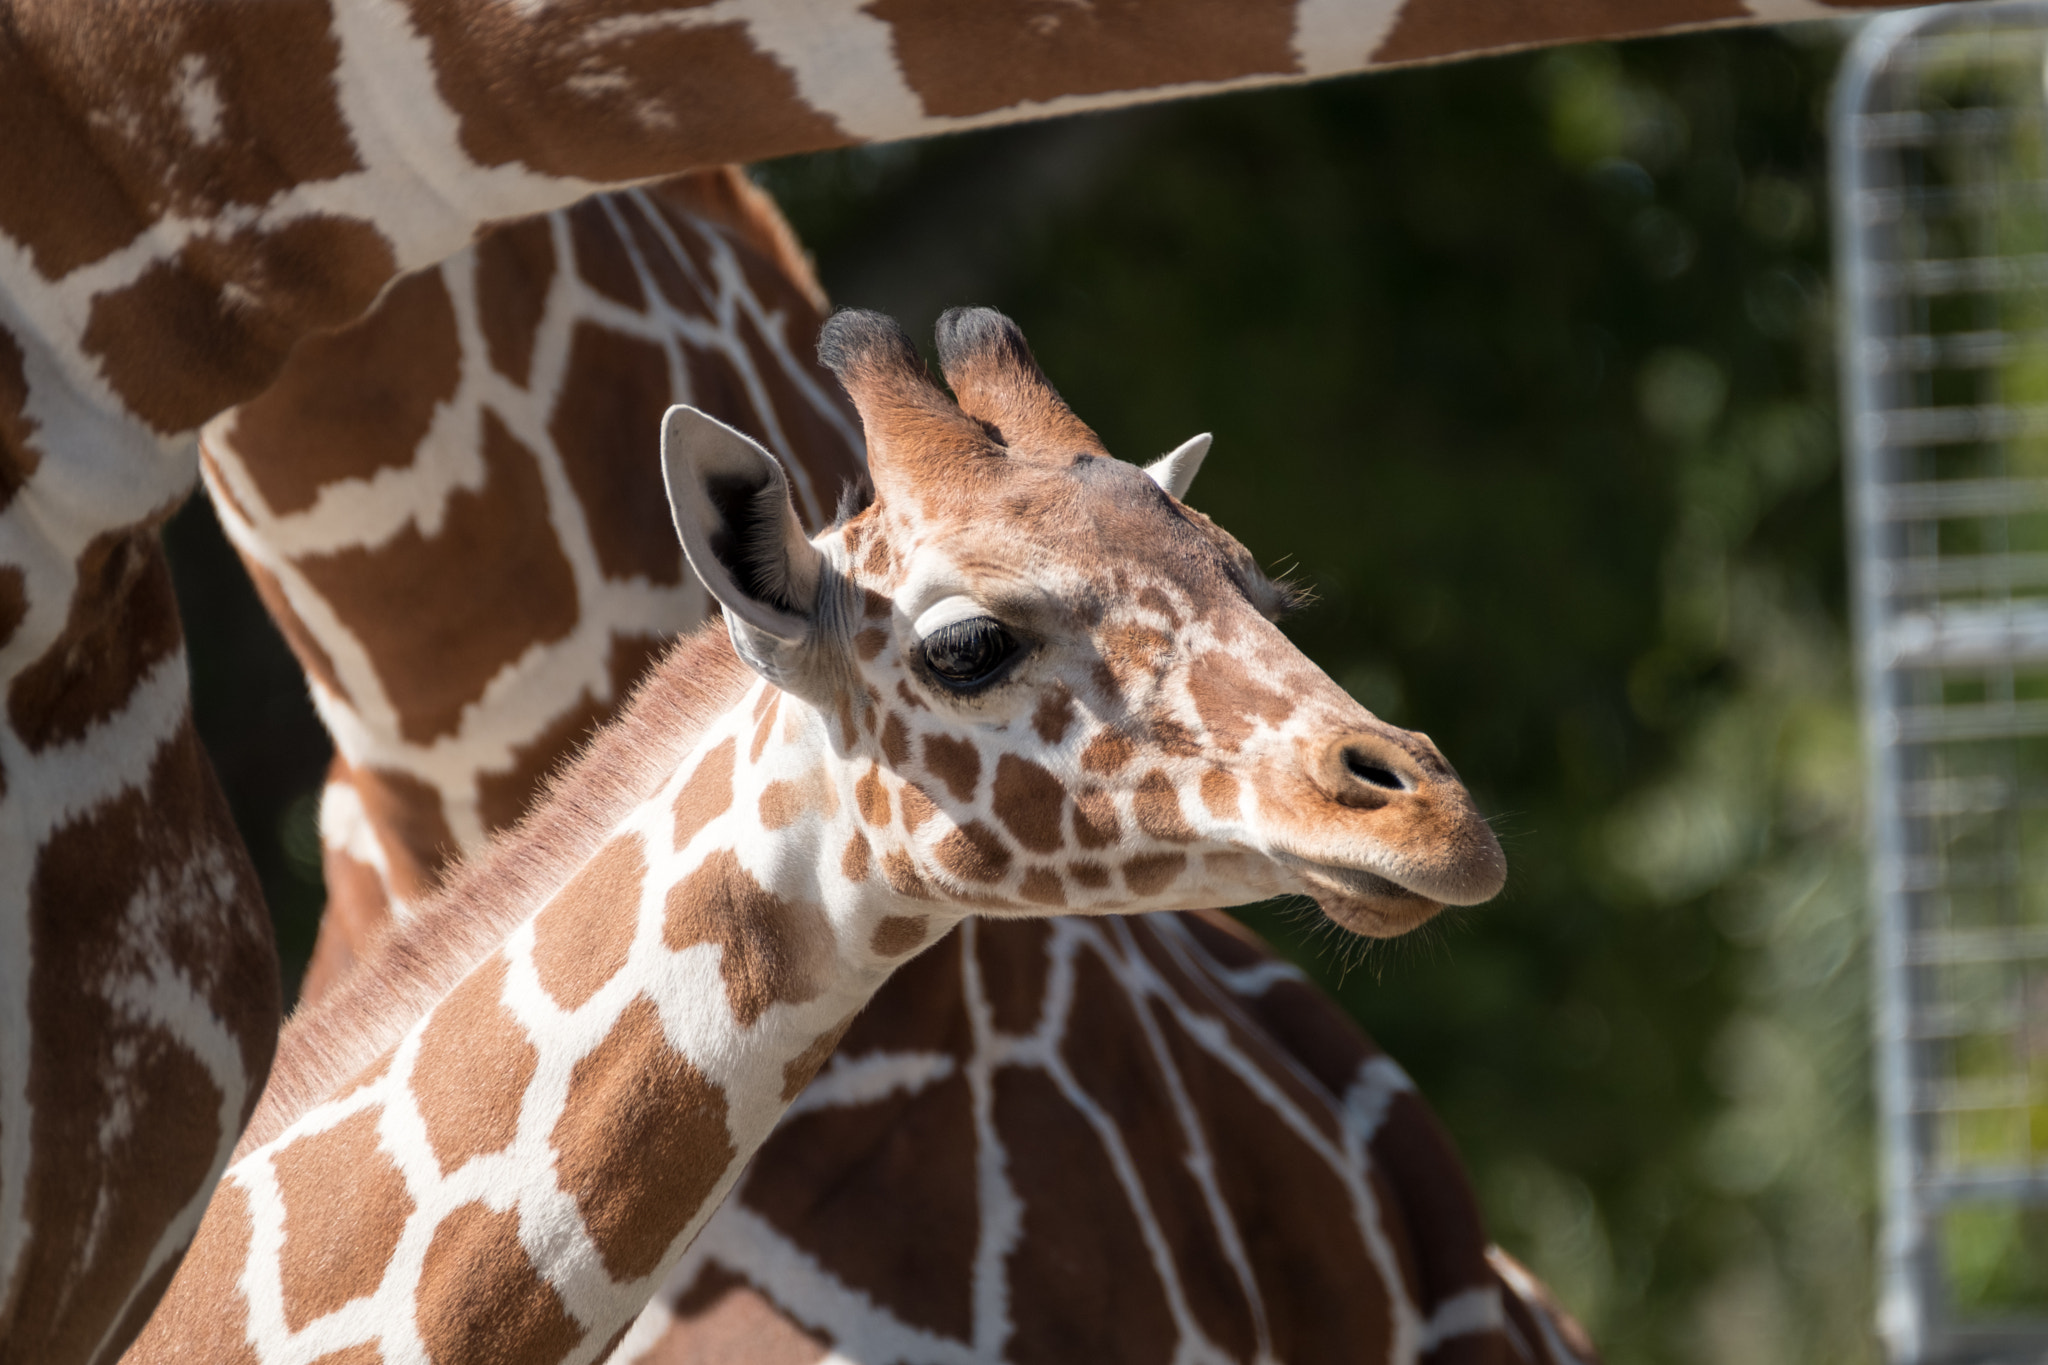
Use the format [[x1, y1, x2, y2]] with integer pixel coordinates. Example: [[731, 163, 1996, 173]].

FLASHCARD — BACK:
[[1281, 858, 1446, 938]]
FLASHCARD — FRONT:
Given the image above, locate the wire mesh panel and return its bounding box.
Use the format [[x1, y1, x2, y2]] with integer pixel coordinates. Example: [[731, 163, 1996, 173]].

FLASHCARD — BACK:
[[1840, 6, 2048, 1359]]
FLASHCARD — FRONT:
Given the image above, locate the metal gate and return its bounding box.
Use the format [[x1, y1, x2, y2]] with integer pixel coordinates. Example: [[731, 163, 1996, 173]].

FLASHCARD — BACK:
[[1840, 5, 2048, 1358]]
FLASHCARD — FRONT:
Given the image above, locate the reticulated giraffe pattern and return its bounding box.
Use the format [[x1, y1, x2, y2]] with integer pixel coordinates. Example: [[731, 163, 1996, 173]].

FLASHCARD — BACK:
[[0, 2, 1928, 1361], [199, 170, 862, 996]]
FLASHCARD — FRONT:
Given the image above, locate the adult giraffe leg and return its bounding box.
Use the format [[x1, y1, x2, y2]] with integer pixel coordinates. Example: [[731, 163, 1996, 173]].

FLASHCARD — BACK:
[[0, 449, 278, 1365]]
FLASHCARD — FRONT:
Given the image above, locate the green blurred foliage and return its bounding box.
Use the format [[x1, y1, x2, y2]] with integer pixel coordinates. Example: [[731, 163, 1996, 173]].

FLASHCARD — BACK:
[[759, 23, 1869, 1365], [168, 21, 1878, 1365]]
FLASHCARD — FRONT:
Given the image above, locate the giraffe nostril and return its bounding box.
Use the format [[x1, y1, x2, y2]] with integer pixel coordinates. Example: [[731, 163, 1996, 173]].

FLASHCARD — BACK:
[[1343, 749, 1407, 792]]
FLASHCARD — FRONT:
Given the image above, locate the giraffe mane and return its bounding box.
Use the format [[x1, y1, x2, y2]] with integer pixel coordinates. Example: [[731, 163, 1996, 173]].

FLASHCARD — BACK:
[[237, 623, 753, 1156]]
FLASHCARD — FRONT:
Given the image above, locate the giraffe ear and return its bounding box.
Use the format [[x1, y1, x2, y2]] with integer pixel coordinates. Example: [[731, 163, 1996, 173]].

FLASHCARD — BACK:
[[1144, 433, 1212, 501], [662, 405, 823, 666]]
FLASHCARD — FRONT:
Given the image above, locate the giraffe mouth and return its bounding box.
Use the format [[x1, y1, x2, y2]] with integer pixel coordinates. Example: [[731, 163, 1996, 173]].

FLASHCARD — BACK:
[[1280, 858, 1444, 938]]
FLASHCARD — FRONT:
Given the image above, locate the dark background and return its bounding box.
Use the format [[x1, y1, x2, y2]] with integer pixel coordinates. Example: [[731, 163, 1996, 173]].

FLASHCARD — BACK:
[[168, 24, 1872, 1364]]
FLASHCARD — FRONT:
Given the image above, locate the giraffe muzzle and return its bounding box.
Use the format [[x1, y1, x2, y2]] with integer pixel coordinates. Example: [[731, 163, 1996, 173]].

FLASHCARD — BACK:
[[1280, 725, 1506, 935]]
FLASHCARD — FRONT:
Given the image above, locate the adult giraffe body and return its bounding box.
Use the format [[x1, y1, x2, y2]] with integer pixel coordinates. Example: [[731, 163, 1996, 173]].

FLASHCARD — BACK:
[[0, 3, 1921, 1361]]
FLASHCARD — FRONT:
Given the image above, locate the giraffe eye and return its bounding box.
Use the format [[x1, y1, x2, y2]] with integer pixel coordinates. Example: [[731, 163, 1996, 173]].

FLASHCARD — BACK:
[[922, 617, 1019, 688]]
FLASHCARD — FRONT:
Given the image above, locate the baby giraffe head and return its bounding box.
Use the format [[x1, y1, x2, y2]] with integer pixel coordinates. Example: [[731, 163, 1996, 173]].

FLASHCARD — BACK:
[[661, 307, 1503, 937]]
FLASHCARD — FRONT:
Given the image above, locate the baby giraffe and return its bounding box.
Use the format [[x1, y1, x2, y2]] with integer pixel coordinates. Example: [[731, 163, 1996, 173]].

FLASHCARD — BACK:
[[128, 308, 1506, 1365]]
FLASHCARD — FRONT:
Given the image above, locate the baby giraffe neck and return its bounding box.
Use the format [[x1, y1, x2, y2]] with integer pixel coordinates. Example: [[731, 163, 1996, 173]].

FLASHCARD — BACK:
[[129, 677, 943, 1364]]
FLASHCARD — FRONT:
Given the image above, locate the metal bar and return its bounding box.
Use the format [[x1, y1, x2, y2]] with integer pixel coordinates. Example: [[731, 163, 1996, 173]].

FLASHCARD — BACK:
[[1874, 478, 2048, 520]]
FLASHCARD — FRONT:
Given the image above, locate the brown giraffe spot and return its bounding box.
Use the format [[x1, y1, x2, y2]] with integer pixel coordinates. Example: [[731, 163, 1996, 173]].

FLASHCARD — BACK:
[[758, 780, 804, 831], [895, 679, 928, 711], [975, 919, 1054, 1034], [881, 849, 934, 900], [861, 588, 891, 618], [753, 685, 780, 721], [862, 533, 891, 576], [870, 0, 1297, 120], [1062, 953, 1260, 1360], [474, 215, 556, 387], [1019, 868, 1066, 906], [855, 765, 891, 827], [1186, 650, 1296, 750], [881, 711, 911, 765], [841, 831, 872, 883], [1151, 715, 1204, 758], [550, 996, 736, 1282], [531, 836, 645, 1011], [1124, 853, 1186, 896], [84, 215, 397, 433], [1200, 769, 1241, 820], [673, 738, 737, 851], [994, 1066, 1178, 1363], [296, 408, 579, 745], [780, 1018, 856, 1103], [1136, 585, 1182, 627], [308, 1345, 383, 1365], [1080, 729, 1134, 774], [662, 1264, 832, 1363], [1069, 861, 1111, 889], [665, 849, 834, 1027], [566, 197, 648, 310], [934, 821, 1012, 884], [0, 562, 24, 653], [992, 754, 1065, 854], [870, 914, 930, 957], [221, 266, 460, 515], [751, 694, 781, 763], [416, 1201, 584, 1365], [477, 632, 668, 833], [854, 626, 888, 660], [1032, 684, 1076, 744], [899, 781, 939, 832], [274, 1108, 414, 1330], [921, 733, 980, 803], [1134, 771, 1197, 843], [1098, 622, 1175, 694], [8, 525, 181, 752], [122, 1178, 259, 1365], [760, 766, 839, 829], [1072, 788, 1119, 849], [412, 955, 537, 1175]]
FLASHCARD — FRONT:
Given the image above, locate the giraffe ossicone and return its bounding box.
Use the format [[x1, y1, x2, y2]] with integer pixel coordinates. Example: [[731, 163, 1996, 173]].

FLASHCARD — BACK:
[[131, 306, 1505, 1363]]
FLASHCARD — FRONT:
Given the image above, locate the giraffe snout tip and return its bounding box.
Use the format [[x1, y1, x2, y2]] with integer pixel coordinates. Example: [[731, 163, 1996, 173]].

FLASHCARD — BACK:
[[1285, 726, 1506, 931]]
